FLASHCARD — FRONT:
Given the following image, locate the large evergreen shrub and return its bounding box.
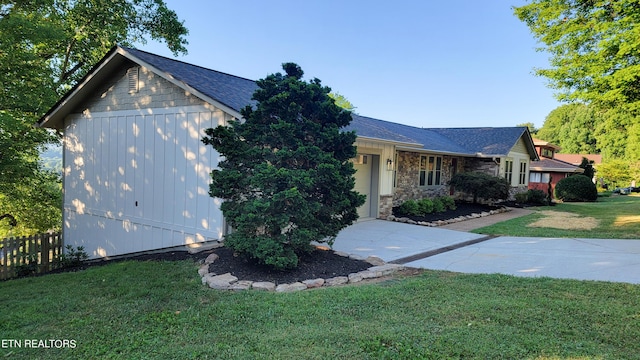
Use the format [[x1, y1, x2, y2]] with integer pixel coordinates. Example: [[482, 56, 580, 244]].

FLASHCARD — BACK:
[[448, 172, 510, 204], [555, 175, 598, 202], [202, 63, 365, 270]]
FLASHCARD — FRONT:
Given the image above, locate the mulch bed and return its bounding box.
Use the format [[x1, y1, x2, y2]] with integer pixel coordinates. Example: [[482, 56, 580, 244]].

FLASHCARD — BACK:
[[43, 245, 372, 286], [392, 201, 503, 223], [206, 247, 372, 285]]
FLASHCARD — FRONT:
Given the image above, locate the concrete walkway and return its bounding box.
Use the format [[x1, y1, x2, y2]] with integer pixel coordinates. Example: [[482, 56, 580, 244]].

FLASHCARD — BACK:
[[332, 209, 640, 285]]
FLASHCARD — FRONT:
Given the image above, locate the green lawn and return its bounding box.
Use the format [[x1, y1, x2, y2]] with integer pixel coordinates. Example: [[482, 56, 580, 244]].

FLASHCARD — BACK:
[[474, 194, 640, 239], [1, 259, 640, 359]]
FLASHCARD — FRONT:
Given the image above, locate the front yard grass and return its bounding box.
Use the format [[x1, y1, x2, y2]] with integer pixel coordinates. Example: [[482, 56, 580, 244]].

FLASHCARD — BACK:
[[475, 194, 640, 239], [1, 259, 640, 359]]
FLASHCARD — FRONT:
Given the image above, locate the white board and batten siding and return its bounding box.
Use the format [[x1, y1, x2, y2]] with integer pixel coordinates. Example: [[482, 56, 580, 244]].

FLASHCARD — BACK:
[[353, 139, 396, 218], [64, 105, 229, 258]]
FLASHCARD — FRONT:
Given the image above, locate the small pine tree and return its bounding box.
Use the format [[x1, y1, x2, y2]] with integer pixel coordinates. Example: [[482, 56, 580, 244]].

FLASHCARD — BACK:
[[202, 63, 365, 270]]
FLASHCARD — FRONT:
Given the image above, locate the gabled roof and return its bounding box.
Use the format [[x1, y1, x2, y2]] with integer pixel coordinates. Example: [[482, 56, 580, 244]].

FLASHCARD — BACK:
[[125, 47, 258, 113], [428, 127, 538, 159], [533, 138, 562, 151], [38, 46, 538, 160], [38, 46, 257, 129], [530, 158, 584, 173], [554, 154, 603, 166]]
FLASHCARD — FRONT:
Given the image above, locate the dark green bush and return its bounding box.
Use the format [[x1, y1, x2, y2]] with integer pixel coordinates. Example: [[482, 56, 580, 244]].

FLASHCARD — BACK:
[[449, 172, 510, 204], [515, 192, 528, 204], [398, 200, 420, 216], [417, 198, 434, 214], [57, 245, 89, 269], [555, 175, 598, 202], [432, 197, 446, 213], [397, 196, 457, 216], [527, 189, 548, 205], [437, 196, 457, 210]]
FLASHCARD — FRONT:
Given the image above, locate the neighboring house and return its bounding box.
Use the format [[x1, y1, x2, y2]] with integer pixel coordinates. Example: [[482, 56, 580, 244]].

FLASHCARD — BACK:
[[38, 46, 538, 259], [528, 139, 584, 197], [553, 153, 602, 167]]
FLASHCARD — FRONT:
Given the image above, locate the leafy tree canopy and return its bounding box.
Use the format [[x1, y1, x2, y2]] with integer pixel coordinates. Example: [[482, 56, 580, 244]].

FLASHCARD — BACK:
[[516, 122, 538, 135], [202, 63, 365, 270], [328, 92, 356, 112], [0, 0, 188, 236], [536, 103, 599, 154], [515, 0, 640, 114]]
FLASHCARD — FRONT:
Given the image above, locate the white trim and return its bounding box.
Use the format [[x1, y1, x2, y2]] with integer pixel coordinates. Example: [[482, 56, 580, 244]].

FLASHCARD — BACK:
[[39, 51, 121, 128]]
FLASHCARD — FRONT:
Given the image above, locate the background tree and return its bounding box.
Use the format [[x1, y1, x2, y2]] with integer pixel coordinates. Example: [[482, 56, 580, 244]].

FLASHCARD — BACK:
[[516, 122, 538, 136], [578, 157, 596, 180], [597, 159, 635, 189], [202, 63, 365, 270], [514, 1, 640, 113], [0, 0, 188, 237], [328, 92, 356, 112], [516, 0, 640, 188], [536, 104, 599, 154]]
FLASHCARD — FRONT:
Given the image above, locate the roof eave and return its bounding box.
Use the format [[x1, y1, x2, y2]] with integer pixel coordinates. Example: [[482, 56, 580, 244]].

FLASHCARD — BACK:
[[395, 145, 475, 157], [37, 46, 244, 130]]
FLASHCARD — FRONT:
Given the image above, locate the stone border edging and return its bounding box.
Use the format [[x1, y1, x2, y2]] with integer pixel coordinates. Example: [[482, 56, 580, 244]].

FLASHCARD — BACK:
[[386, 207, 510, 227], [198, 252, 405, 292]]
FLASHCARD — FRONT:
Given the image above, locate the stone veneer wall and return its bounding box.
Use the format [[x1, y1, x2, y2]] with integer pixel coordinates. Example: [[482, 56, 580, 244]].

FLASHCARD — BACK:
[[378, 195, 394, 219], [392, 151, 464, 206]]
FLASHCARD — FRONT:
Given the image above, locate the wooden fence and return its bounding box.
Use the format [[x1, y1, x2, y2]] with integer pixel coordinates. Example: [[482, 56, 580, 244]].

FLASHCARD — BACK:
[[0, 232, 63, 280]]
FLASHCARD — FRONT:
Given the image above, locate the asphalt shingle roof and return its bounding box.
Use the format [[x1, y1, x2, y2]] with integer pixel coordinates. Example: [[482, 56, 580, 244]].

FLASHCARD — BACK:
[[125, 47, 259, 113], [41, 46, 534, 158]]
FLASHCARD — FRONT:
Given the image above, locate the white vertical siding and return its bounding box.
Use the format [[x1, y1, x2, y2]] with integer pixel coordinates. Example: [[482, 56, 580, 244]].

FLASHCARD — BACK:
[[64, 105, 225, 258], [354, 139, 396, 196]]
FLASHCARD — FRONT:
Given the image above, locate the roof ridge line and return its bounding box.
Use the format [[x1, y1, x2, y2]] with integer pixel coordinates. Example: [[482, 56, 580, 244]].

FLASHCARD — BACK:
[[122, 46, 257, 84]]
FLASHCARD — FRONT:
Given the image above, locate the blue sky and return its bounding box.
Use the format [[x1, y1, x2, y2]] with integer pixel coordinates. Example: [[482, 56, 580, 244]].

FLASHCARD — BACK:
[[144, 0, 559, 129]]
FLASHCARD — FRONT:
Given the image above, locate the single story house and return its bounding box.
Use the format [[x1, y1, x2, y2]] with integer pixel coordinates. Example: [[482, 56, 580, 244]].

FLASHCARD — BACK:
[[529, 139, 584, 196], [38, 46, 538, 259], [553, 153, 602, 167]]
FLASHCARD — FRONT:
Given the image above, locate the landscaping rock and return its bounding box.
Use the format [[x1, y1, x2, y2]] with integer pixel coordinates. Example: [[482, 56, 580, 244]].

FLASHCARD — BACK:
[[368, 264, 405, 276], [229, 280, 253, 291], [204, 253, 219, 265], [348, 272, 364, 283], [276, 282, 308, 292], [324, 276, 349, 287], [197, 264, 209, 277], [205, 273, 238, 289], [302, 278, 325, 288], [365, 256, 385, 266], [252, 282, 276, 291]]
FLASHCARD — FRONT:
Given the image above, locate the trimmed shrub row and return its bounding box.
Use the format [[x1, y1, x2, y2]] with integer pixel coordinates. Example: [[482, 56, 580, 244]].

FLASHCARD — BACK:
[[397, 196, 457, 217]]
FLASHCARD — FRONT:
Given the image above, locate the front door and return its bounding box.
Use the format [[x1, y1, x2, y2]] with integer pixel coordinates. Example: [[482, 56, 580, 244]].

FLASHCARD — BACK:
[[353, 154, 372, 218]]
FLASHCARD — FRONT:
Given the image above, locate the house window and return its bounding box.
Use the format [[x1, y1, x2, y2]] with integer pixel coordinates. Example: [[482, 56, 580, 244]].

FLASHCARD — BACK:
[[419, 155, 442, 186], [504, 160, 513, 184], [529, 172, 550, 183], [541, 148, 553, 158], [519, 161, 527, 185]]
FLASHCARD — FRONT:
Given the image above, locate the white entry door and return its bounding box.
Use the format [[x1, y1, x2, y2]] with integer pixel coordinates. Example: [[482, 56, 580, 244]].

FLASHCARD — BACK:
[[353, 154, 372, 218]]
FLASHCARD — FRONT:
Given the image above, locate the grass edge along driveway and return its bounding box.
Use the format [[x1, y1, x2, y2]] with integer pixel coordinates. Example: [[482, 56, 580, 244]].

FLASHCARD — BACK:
[[474, 194, 640, 239]]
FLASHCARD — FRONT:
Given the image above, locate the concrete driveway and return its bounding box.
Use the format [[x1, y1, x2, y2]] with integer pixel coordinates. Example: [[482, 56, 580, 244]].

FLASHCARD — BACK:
[[332, 220, 640, 284]]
